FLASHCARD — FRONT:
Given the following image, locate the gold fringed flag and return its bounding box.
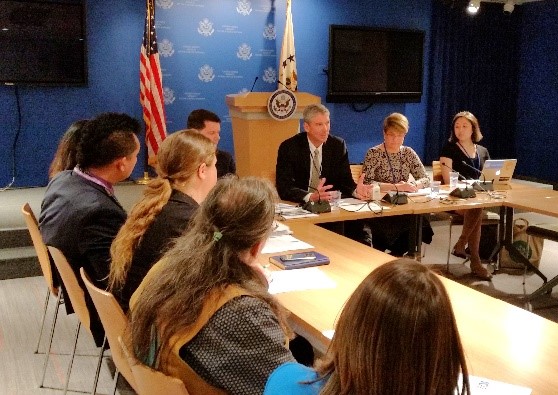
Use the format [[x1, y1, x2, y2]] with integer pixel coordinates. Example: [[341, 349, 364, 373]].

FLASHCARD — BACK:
[[278, 0, 297, 91], [140, 0, 167, 161]]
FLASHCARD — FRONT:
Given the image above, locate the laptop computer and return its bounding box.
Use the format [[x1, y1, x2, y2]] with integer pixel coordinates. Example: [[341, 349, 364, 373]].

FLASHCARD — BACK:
[[481, 159, 517, 189]]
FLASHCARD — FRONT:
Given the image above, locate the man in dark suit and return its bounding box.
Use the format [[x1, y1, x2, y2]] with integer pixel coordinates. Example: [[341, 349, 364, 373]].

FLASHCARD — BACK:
[[276, 103, 370, 203], [187, 109, 236, 178], [39, 112, 141, 345]]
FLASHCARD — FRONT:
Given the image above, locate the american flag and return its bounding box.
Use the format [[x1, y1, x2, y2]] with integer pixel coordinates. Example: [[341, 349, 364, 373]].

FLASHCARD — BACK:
[[278, 0, 297, 91], [140, 0, 166, 161]]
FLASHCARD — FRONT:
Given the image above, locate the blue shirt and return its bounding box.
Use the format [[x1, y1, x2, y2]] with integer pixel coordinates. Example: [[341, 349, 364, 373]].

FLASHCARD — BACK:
[[264, 362, 325, 395]]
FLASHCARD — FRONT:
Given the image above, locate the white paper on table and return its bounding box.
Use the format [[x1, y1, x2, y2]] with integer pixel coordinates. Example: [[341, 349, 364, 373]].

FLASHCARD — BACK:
[[407, 187, 431, 197], [322, 329, 335, 340], [339, 201, 389, 213], [262, 234, 314, 254], [268, 267, 336, 294], [456, 374, 532, 395]]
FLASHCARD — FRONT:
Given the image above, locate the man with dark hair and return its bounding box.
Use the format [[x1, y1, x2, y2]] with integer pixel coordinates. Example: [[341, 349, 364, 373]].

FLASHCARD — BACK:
[[187, 109, 235, 178], [39, 112, 141, 346]]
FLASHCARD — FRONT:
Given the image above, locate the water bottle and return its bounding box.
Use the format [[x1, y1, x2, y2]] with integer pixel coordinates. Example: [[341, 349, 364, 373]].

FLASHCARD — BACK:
[[372, 183, 381, 201]]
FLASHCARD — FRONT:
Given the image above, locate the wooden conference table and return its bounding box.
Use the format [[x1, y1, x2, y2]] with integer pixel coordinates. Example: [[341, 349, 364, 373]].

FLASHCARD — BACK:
[[268, 184, 558, 393]]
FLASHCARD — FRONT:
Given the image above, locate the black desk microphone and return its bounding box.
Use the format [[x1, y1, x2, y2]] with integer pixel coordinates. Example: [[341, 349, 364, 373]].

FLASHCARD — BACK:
[[302, 185, 332, 213], [249, 76, 259, 92], [440, 163, 476, 198], [460, 161, 494, 191]]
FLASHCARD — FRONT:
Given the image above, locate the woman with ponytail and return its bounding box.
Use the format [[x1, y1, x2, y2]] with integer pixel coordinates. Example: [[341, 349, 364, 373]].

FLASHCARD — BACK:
[[109, 129, 217, 309], [127, 177, 295, 395]]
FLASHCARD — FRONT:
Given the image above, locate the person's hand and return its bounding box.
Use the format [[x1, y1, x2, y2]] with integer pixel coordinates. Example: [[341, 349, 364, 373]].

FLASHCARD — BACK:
[[355, 174, 372, 200], [310, 178, 334, 202], [394, 181, 418, 193]]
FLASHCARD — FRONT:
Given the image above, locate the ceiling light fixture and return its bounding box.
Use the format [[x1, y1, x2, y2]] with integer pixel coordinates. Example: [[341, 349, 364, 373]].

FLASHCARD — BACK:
[[503, 0, 515, 14], [467, 0, 481, 14]]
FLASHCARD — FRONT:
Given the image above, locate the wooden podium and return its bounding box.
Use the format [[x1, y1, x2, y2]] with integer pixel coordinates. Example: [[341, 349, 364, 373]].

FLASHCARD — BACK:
[[225, 92, 320, 182]]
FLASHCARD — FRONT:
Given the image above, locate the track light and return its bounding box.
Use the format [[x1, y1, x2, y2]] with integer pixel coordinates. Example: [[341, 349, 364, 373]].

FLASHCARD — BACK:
[[503, 0, 515, 14], [467, 0, 480, 15]]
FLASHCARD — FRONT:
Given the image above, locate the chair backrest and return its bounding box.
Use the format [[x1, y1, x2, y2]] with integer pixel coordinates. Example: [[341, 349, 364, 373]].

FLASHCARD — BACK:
[[119, 337, 190, 395], [432, 160, 443, 182], [80, 268, 138, 392], [350, 164, 363, 184], [21, 203, 59, 296], [47, 246, 90, 330]]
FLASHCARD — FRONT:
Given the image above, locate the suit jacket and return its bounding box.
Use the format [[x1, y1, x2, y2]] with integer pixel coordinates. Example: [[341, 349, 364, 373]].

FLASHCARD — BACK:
[[39, 170, 127, 346], [216, 149, 236, 178], [276, 132, 356, 203], [116, 190, 199, 310]]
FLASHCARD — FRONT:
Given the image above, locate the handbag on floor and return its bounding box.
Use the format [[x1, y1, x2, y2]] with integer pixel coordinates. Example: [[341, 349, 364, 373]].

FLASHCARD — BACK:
[[499, 218, 544, 269]]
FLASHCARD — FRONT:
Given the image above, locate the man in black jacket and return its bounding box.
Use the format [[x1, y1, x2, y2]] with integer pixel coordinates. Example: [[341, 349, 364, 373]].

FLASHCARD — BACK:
[[39, 112, 140, 345], [276, 103, 369, 203]]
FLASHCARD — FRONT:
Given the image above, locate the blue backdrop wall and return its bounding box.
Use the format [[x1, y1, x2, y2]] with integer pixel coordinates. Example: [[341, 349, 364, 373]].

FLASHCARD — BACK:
[[0, 0, 556, 188]]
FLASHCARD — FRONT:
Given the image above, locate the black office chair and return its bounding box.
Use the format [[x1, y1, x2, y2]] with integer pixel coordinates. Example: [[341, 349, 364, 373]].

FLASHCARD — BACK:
[[524, 223, 558, 310]]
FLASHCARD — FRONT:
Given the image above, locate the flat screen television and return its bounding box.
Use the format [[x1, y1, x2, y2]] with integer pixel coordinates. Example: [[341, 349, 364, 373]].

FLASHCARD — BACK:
[[0, 0, 87, 86], [327, 25, 424, 103]]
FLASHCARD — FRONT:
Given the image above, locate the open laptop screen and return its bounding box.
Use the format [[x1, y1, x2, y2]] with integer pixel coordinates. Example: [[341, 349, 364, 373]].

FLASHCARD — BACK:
[[481, 159, 517, 185]]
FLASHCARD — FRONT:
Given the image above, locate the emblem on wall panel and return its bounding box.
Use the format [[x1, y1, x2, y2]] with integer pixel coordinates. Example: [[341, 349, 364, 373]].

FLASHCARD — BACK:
[[263, 23, 276, 40], [159, 39, 175, 57], [237, 44, 252, 61], [163, 87, 176, 104], [262, 67, 277, 84], [198, 18, 214, 37], [267, 89, 297, 121], [198, 65, 215, 82], [156, 0, 173, 10], [236, 0, 252, 16]]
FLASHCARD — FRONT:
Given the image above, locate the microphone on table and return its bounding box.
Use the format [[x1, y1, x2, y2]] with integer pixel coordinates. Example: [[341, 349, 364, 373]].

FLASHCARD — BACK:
[[382, 182, 408, 205], [249, 76, 259, 92], [440, 163, 476, 198], [302, 184, 332, 213], [460, 161, 494, 191]]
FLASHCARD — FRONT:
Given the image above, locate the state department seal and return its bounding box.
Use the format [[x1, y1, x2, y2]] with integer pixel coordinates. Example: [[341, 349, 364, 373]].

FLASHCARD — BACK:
[[267, 89, 297, 121]]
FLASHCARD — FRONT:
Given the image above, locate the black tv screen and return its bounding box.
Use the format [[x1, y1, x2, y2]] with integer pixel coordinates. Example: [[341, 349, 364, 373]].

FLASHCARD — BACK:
[[0, 0, 87, 86], [327, 25, 424, 103]]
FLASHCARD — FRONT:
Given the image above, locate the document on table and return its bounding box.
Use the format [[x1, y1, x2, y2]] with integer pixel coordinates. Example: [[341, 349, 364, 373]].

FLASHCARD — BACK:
[[268, 267, 336, 294], [262, 234, 314, 254], [339, 200, 389, 213], [456, 375, 531, 395], [275, 203, 319, 220]]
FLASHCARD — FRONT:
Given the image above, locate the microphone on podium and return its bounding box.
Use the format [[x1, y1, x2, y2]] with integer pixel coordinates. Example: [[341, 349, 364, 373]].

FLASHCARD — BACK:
[[440, 163, 476, 198], [249, 76, 259, 92], [460, 161, 494, 191]]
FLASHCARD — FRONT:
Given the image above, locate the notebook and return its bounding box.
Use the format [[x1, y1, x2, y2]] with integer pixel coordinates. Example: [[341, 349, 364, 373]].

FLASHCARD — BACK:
[[481, 159, 517, 189]]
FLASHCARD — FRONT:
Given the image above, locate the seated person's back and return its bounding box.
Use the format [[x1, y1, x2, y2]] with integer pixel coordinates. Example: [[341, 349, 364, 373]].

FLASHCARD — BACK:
[[109, 129, 217, 309]]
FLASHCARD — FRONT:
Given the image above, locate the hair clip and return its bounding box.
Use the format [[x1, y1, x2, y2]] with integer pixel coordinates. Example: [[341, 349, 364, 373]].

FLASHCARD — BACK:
[[213, 231, 223, 242]]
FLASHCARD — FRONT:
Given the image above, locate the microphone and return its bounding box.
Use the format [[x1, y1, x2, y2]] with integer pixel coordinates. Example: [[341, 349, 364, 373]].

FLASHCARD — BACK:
[[460, 161, 494, 191], [249, 76, 258, 92], [382, 183, 408, 205], [440, 163, 476, 198], [277, 79, 289, 90], [302, 185, 332, 213]]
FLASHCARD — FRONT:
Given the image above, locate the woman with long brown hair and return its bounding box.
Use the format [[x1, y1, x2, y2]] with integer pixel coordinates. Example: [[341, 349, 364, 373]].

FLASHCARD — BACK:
[[109, 129, 217, 308], [127, 177, 295, 395], [265, 258, 470, 395]]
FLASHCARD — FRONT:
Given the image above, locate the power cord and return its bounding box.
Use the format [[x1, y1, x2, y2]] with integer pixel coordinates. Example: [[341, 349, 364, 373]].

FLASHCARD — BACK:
[[0, 85, 21, 191]]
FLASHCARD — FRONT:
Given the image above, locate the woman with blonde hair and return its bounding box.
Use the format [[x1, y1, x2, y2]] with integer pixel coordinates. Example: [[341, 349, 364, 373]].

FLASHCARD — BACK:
[[361, 113, 433, 256], [109, 129, 217, 309], [128, 177, 295, 395], [440, 111, 492, 280], [265, 258, 470, 395]]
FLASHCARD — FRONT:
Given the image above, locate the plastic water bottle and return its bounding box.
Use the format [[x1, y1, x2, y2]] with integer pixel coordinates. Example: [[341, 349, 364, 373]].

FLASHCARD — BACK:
[[372, 183, 381, 201]]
